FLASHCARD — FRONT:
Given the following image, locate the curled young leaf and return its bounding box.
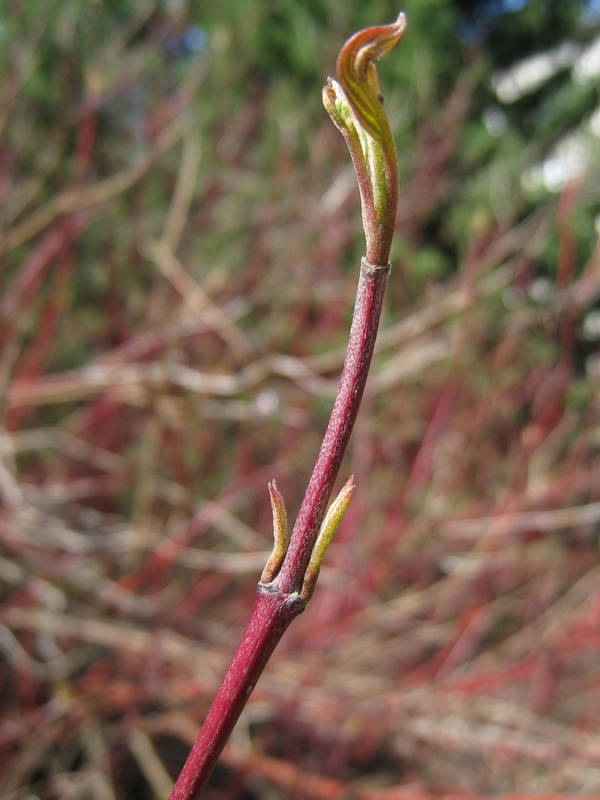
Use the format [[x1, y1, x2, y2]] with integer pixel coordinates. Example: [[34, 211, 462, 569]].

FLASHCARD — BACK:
[[336, 12, 406, 143], [323, 13, 405, 264]]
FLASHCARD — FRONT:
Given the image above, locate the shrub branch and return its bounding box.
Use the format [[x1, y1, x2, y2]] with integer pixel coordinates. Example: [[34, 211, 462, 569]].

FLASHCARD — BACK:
[[169, 14, 404, 798]]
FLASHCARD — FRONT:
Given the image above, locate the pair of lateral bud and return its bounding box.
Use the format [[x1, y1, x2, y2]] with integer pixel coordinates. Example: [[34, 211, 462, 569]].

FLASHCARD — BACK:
[[260, 477, 355, 604]]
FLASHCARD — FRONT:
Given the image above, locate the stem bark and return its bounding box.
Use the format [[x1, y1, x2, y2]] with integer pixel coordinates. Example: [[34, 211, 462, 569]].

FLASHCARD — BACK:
[[276, 259, 390, 594], [169, 258, 390, 799]]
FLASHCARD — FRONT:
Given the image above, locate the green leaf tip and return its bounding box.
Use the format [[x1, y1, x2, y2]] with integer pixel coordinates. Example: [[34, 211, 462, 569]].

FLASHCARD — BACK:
[[260, 480, 289, 584], [300, 475, 356, 603]]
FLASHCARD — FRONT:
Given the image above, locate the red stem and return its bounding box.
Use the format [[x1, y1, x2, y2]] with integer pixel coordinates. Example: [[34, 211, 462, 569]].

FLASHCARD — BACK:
[[276, 259, 390, 593], [169, 258, 390, 799], [169, 586, 304, 800]]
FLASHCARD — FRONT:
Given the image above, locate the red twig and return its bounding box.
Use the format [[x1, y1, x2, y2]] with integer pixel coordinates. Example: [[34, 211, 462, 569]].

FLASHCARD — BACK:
[[169, 259, 390, 800], [169, 16, 402, 796], [277, 260, 390, 592]]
